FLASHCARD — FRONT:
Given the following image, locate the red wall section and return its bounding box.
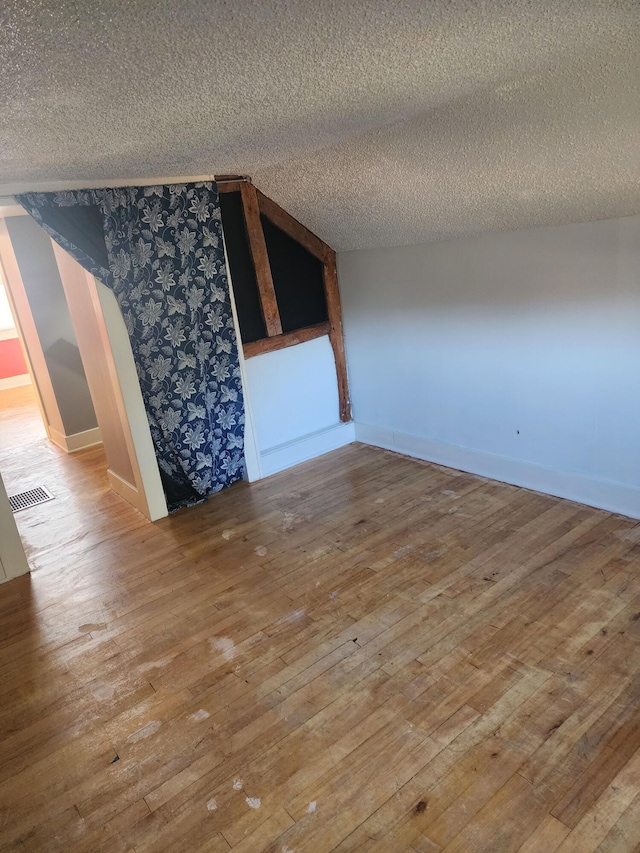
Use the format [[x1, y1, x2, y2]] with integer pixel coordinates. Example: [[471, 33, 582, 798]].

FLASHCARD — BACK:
[[0, 337, 28, 379]]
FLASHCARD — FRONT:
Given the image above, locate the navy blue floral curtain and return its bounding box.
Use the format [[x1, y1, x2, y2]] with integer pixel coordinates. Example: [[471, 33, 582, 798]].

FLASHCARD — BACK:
[[18, 183, 245, 511]]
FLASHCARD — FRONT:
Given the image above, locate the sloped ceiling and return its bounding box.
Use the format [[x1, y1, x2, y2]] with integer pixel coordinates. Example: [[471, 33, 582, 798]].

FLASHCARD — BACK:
[[0, 0, 638, 250]]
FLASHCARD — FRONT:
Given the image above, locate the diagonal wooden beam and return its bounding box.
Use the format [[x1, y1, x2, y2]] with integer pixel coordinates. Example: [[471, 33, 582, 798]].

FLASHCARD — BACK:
[[239, 182, 282, 337], [256, 189, 329, 263]]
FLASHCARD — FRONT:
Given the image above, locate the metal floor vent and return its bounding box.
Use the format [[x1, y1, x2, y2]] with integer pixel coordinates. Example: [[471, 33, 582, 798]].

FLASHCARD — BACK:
[[8, 486, 54, 513]]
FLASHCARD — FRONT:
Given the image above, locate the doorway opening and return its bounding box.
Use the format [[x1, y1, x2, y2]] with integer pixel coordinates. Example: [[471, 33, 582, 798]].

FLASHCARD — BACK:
[[0, 383, 120, 566], [0, 212, 170, 578]]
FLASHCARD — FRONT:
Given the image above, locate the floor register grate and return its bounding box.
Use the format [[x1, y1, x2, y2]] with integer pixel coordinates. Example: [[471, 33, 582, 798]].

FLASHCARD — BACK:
[[8, 486, 54, 513]]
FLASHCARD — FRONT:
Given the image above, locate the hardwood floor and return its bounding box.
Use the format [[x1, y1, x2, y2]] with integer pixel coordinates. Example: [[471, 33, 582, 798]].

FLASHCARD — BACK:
[[1, 385, 640, 851]]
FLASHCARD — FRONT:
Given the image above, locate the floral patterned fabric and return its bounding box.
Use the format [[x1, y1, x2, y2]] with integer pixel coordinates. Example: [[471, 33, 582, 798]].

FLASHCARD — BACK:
[[18, 183, 245, 511]]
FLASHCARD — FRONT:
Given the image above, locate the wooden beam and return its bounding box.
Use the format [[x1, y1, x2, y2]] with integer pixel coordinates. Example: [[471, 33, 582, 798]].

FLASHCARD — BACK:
[[243, 321, 330, 358], [227, 180, 351, 424], [216, 180, 245, 194], [323, 251, 351, 422], [256, 189, 329, 263], [239, 183, 282, 338]]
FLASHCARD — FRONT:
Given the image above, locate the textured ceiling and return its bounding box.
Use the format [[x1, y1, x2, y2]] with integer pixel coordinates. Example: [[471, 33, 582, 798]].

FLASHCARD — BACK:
[[0, 0, 638, 249]]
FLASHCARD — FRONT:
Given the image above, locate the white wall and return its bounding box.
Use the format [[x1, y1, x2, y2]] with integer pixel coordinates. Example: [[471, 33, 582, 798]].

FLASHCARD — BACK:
[[0, 279, 30, 384], [243, 334, 354, 476], [0, 281, 15, 332], [338, 214, 640, 518]]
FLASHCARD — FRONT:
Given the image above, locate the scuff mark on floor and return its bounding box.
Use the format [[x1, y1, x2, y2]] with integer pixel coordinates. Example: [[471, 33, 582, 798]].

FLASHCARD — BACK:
[[126, 720, 161, 743], [278, 608, 306, 625], [281, 511, 312, 532], [393, 545, 415, 559], [209, 636, 236, 661], [137, 657, 173, 673], [190, 709, 210, 722], [89, 682, 115, 701]]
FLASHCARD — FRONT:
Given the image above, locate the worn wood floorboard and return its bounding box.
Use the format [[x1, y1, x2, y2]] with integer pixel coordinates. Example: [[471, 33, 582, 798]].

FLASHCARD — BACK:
[[1, 385, 640, 852]]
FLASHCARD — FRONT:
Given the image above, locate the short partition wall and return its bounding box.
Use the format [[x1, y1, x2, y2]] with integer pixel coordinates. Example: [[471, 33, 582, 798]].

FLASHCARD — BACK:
[[218, 177, 354, 478], [218, 178, 351, 424], [243, 335, 355, 477]]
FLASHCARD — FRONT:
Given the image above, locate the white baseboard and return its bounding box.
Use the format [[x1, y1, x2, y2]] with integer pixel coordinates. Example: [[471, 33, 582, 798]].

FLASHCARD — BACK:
[[49, 426, 102, 453], [355, 423, 640, 520], [0, 373, 31, 390], [260, 422, 356, 477]]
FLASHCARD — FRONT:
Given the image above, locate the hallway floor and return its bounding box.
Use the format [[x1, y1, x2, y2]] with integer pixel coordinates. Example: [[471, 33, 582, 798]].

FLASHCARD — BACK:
[[1, 389, 640, 851], [0, 385, 145, 569]]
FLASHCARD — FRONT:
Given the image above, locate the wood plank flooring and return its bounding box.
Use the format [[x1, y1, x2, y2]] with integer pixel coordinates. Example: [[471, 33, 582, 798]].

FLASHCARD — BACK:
[[1, 385, 640, 851]]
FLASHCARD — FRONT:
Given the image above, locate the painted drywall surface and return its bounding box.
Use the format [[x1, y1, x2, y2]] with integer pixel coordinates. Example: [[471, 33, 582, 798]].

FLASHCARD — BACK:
[[0, 282, 15, 331], [0, 279, 28, 379], [0, 278, 30, 387], [244, 335, 340, 449], [338, 214, 640, 513], [0, 338, 27, 379], [5, 216, 97, 436], [243, 335, 354, 474]]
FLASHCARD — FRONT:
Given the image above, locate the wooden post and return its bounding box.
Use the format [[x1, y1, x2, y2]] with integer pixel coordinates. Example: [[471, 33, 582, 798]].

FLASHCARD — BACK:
[[323, 251, 351, 423]]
